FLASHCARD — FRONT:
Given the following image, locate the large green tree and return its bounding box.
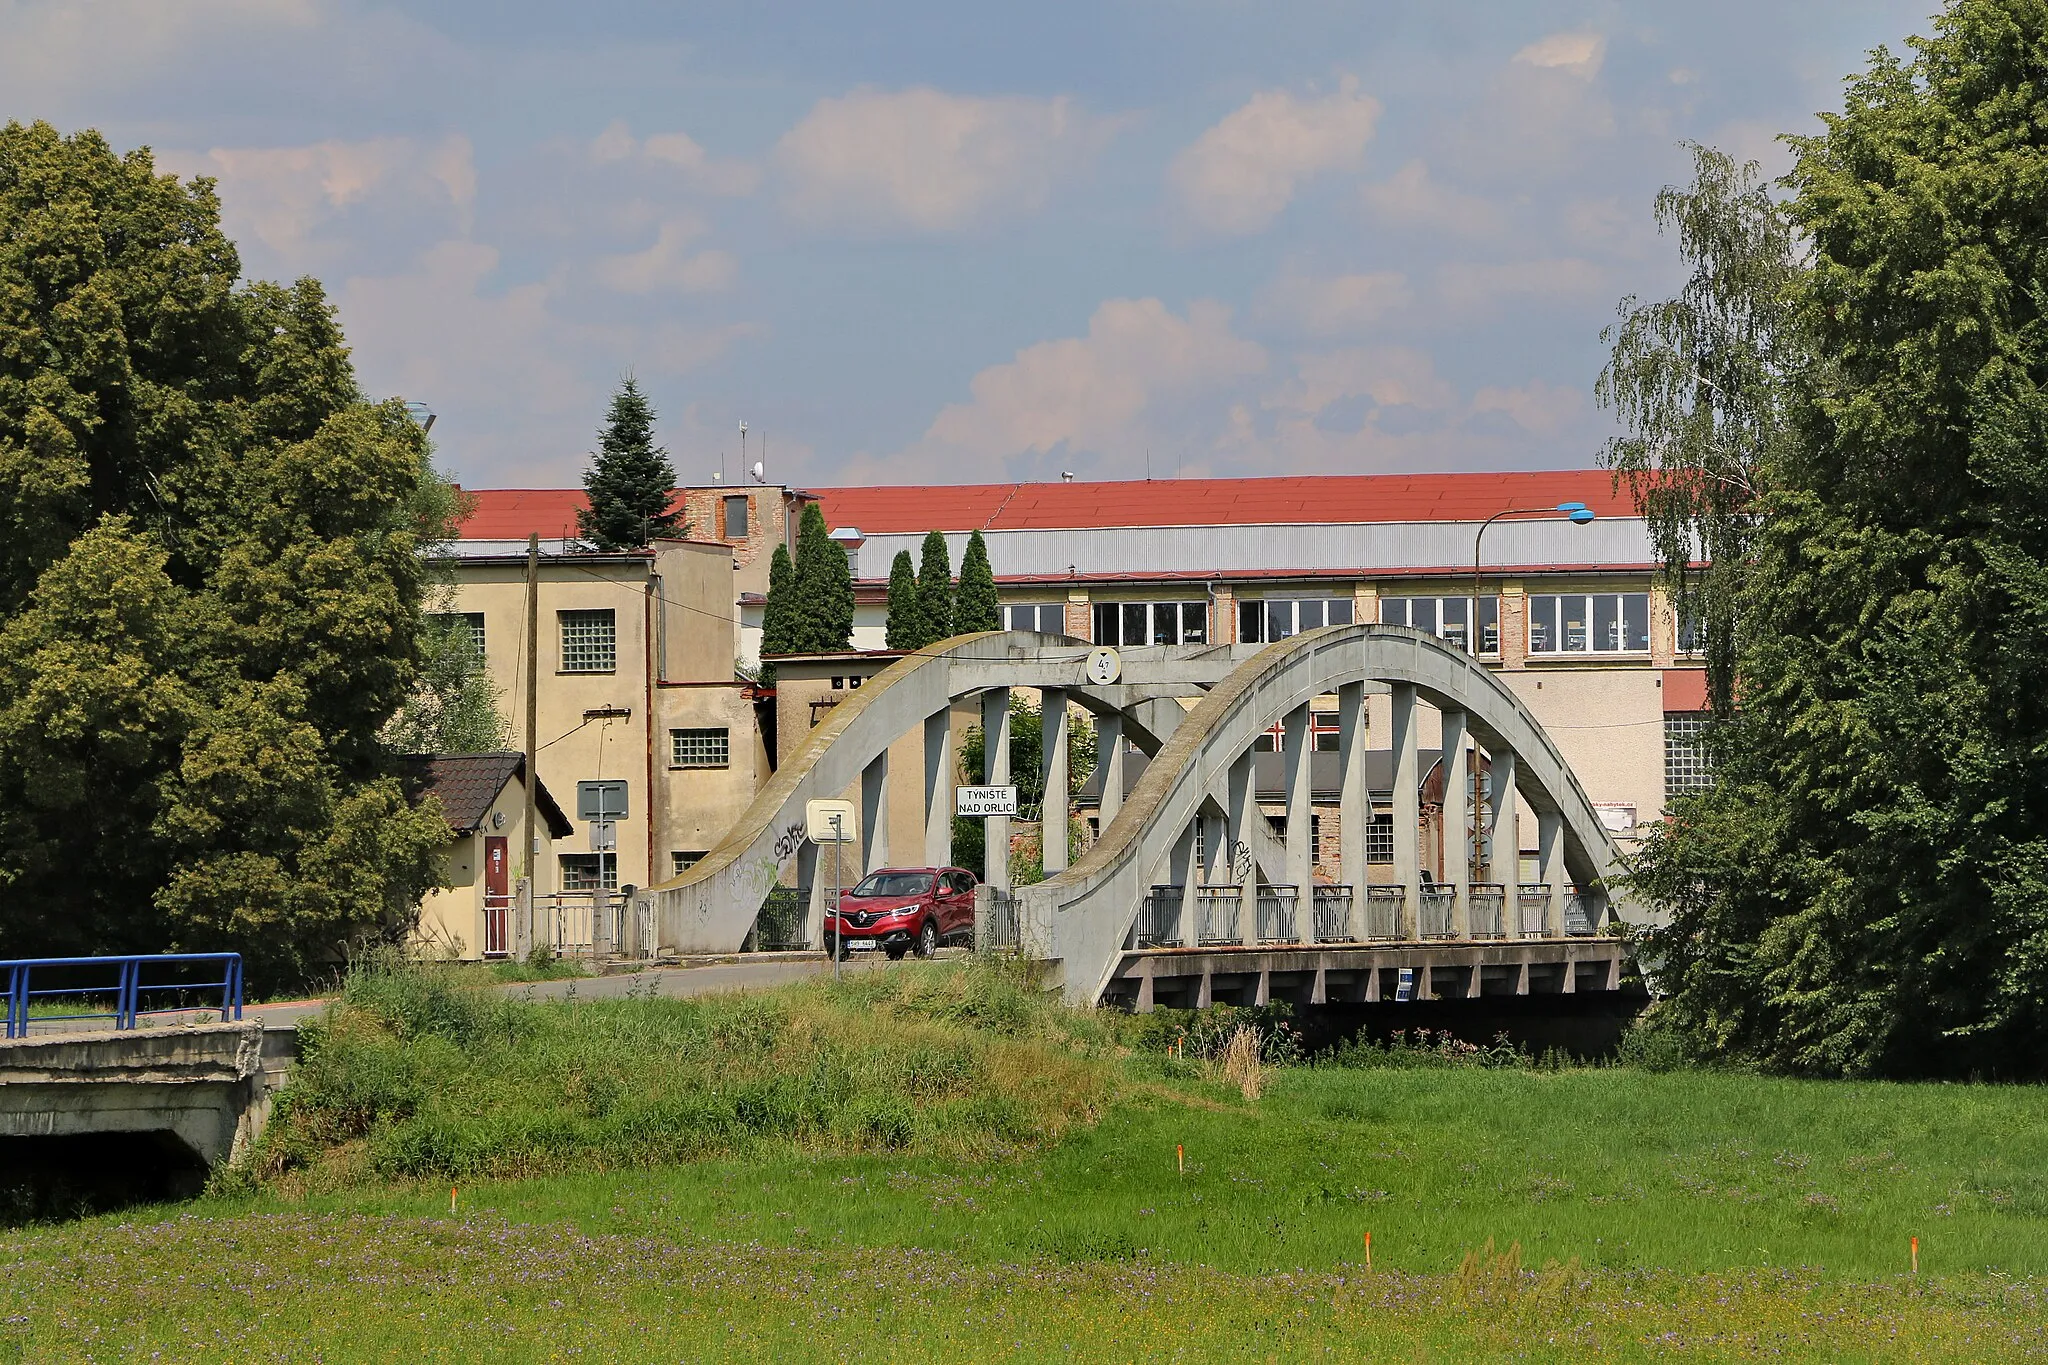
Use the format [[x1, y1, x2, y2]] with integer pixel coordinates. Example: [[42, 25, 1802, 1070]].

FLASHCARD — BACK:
[[915, 530, 953, 643], [0, 121, 449, 981], [955, 529, 1001, 633], [1631, 0, 2048, 1078], [781, 500, 853, 653], [884, 549, 924, 650], [576, 377, 679, 550]]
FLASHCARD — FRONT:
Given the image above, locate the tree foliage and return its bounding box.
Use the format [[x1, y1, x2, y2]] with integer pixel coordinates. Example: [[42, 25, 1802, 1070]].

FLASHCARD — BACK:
[[884, 550, 923, 650], [958, 694, 1097, 823], [1597, 142, 1804, 716], [576, 377, 678, 551], [916, 530, 953, 643], [1632, 1, 2048, 1077], [381, 611, 509, 755], [955, 529, 1001, 634], [0, 121, 450, 981], [767, 500, 853, 655]]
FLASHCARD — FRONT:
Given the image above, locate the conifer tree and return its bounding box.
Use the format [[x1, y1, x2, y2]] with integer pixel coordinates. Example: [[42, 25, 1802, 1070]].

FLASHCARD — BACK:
[[885, 550, 925, 650], [956, 529, 1000, 633], [916, 530, 954, 643], [791, 501, 853, 652], [576, 377, 679, 550]]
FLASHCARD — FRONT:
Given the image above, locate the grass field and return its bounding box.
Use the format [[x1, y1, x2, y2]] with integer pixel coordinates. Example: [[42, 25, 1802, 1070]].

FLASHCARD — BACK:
[[4, 959, 2047, 1361]]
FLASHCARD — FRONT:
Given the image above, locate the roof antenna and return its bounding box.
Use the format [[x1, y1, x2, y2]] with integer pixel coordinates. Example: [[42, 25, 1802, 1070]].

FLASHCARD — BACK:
[[1146, 448, 1151, 481]]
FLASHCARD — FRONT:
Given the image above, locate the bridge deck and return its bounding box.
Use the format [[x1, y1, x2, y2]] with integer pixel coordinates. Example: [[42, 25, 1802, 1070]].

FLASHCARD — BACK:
[[1108, 938, 1630, 1011]]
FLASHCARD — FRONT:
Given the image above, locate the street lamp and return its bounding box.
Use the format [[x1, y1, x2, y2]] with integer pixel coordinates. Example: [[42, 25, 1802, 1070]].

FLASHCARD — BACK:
[[1473, 502, 1596, 648]]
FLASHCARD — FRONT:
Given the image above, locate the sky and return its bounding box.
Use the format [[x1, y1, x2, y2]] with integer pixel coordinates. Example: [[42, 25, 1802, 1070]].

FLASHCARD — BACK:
[[1, 0, 1938, 490]]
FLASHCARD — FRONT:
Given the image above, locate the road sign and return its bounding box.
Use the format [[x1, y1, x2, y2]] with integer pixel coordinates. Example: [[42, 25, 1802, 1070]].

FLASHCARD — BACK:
[[805, 798, 856, 842], [1086, 645, 1122, 685], [1395, 966, 1415, 1002], [955, 785, 1018, 817], [576, 779, 628, 821], [589, 820, 617, 851]]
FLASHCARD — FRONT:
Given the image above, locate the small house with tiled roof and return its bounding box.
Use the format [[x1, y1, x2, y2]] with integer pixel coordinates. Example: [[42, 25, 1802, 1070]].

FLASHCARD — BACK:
[[403, 752, 573, 960]]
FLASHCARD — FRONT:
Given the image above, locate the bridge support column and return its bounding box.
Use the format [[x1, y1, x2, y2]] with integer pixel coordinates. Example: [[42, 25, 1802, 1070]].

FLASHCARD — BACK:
[[1538, 809, 1566, 936], [1042, 688, 1069, 875], [1392, 684, 1421, 940], [983, 689, 1012, 891], [1097, 712, 1125, 831], [1337, 682, 1366, 938], [1170, 818, 1196, 947], [924, 709, 954, 869], [1228, 750, 1258, 947], [1283, 705, 1313, 920], [1488, 748, 1519, 888], [861, 751, 889, 874], [1443, 707, 1471, 939]]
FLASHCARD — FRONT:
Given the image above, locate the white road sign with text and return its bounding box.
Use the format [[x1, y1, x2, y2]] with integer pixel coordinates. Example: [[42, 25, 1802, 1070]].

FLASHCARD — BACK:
[[955, 785, 1019, 817]]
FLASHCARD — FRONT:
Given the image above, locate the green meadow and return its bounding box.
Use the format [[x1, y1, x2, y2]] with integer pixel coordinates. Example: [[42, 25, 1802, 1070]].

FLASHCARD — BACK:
[[4, 959, 2046, 1361]]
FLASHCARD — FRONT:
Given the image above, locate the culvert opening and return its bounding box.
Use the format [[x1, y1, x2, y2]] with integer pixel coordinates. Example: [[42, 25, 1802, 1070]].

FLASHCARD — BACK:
[[0, 1132, 210, 1225]]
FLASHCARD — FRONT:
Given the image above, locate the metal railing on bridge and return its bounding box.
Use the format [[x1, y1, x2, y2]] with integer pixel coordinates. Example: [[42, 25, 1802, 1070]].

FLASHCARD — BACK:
[[1195, 887, 1241, 946], [533, 892, 654, 961], [1419, 885, 1458, 939], [1516, 884, 1550, 937], [1468, 883, 1507, 940], [1139, 886, 1184, 949], [1256, 885, 1300, 944], [1310, 885, 1353, 943], [1363, 885, 1405, 940], [982, 888, 1021, 951], [3, 954, 243, 1039]]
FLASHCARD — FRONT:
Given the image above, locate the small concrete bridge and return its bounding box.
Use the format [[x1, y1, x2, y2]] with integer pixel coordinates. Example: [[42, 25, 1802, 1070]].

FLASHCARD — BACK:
[[0, 1022, 297, 1173], [651, 626, 1637, 1006]]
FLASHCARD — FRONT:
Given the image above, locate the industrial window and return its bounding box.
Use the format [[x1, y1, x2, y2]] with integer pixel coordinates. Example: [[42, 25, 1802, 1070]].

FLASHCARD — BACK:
[[1364, 812, 1395, 864], [1237, 596, 1353, 644], [670, 727, 730, 768], [559, 854, 617, 891], [723, 495, 749, 539], [1664, 712, 1714, 795], [558, 609, 617, 672], [1677, 607, 1707, 654], [1527, 593, 1650, 654], [1091, 600, 1207, 647], [1381, 596, 1500, 655], [1313, 710, 1342, 751], [1003, 603, 1066, 635], [671, 850, 708, 875], [431, 611, 486, 660]]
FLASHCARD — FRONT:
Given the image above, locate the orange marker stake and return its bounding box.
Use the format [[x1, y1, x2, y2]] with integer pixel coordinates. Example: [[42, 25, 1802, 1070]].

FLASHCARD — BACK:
[[1911, 1236, 1919, 1275], [1176, 1143, 1185, 1178], [1365, 1230, 1372, 1273], [451, 1186, 458, 1215]]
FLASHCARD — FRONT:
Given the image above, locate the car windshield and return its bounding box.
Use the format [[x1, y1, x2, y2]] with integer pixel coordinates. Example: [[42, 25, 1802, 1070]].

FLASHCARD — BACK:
[[850, 872, 933, 897]]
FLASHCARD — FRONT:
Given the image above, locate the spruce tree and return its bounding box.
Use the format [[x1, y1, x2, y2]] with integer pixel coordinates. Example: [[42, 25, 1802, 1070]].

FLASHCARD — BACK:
[[956, 529, 1001, 632], [916, 530, 954, 643], [576, 377, 679, 550], [885, 550, 925, 650], [756, 541, 797, 685], [791, 501, 853, 652]]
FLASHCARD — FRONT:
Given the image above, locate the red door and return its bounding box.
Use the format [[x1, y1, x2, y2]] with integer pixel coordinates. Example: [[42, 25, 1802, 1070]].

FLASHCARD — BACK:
[[483, 836, 510, 956]]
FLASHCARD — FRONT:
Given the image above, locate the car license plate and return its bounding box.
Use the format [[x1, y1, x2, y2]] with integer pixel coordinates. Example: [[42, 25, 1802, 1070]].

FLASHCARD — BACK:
[[847, 939, 878, 952]]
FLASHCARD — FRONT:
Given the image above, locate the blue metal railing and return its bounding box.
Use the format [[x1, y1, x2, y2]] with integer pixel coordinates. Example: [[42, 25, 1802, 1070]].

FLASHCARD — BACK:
[[3, 953, 243, 1039]]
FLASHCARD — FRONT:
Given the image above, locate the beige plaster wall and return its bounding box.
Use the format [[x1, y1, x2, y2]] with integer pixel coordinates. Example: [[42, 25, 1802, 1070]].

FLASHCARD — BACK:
[[413, 775, 558, 960]]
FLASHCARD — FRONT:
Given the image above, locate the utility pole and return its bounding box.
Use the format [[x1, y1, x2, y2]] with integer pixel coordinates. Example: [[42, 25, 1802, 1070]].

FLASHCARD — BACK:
[[523, 533, 540, 941]]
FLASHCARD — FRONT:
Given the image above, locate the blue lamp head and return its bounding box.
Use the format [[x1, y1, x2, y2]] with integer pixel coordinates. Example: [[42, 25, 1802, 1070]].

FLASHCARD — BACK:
[[1568, 507, 1596, 525], [1555, 501, 1587, 513]]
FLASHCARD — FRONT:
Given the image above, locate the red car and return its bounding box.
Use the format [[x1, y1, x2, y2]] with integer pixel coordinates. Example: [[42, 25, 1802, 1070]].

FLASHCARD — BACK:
[[824, 866, 978, 960]]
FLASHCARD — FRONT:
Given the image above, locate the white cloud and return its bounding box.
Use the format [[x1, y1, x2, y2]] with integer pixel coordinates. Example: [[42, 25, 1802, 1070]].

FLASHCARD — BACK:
[[161, 134, 476, 270], [774, 87, 1114, 233], [1169, 76, 1381, 236], [1514, 32, 1607, 79], [1258, 271, 1413, 336], [1358, 160, 1504, 239], [586, 119, 760, 196], [0, 0, 319, 100], [873, 298, 1265, 478], [1265, 346, 1458, 418], [1471, 381, 1583, 435], [591, 217, 737, 294]]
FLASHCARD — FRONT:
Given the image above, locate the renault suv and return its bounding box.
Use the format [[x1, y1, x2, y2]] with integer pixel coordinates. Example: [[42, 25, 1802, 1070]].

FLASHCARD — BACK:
[[824, 867, 977, 960]]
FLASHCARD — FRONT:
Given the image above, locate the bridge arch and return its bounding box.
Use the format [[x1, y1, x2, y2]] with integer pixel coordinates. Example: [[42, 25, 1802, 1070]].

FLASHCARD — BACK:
[[648, 627, 1626, 1005]]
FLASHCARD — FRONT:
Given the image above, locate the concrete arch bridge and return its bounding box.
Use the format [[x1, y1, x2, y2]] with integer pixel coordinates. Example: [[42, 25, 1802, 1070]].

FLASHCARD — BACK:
[[650, 627, 1632, 1007]]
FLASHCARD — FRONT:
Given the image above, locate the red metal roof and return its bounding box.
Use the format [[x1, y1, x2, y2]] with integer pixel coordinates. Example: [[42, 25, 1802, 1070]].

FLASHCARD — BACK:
[[454, 471, 1628, 540]]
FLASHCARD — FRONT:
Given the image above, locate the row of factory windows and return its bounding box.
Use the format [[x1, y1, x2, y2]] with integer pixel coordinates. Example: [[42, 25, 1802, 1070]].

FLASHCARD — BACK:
[[433, 589, 1680, 682]]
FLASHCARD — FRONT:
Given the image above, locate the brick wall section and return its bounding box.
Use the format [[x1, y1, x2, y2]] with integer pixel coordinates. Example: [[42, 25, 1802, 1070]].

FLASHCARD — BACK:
[[1064, 591, 1091, 640], [1213, 585, 1234, 643], [1499, 586, 1529, 669]]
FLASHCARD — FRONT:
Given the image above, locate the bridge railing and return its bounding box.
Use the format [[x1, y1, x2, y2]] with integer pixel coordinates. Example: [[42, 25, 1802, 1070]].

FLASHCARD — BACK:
[[982, 888, 1021, 951], [1516, 884, 1550, 937], [1138, 886, 1185, 948], [1256, 885, 1301, 944], [1419, 886, 1457, 939], [1565, 892, 1602, 936], [3, 954, 243, 1039], [1363, 886, 1405, 940], [1311, 886, 1353, 943], [1468, 883, 1507, 940], [1195, 887, 1241, 946]]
